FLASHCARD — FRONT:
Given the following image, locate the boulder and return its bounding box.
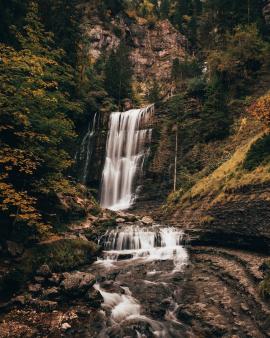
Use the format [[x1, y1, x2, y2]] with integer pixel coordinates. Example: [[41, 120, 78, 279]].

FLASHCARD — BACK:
[[42, 287, 59, 299], [13, 295, 26, 306], [86, 289, 103, 308], [61, 323, 71, 331], [30, 299, 58, 311], [47, 273, 62, 286], [6, 241, 24, 257], [28, 284, 42, 294], [141, 216, 154, 225], [34, 276, 45, 284], [36, 264, 52, 278], [60, 271, 95, 296], [116, 218, 125, 223]]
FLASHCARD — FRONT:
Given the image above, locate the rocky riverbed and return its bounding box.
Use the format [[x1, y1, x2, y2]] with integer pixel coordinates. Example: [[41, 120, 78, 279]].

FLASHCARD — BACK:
[[1, 211, 270, 337]]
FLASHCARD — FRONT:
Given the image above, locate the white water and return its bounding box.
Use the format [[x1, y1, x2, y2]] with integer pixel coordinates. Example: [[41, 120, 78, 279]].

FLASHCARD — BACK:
[[79, 112, 98, 184], [100, 105, 154, 211], [93, 224, 188, 336], [97, 225, 188, 272]]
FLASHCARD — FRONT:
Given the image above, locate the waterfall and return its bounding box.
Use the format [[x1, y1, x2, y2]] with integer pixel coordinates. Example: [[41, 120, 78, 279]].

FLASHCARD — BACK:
[[96, 225, 188, 272], [100, 105, 154, 211], [78, 112, 98, 184]]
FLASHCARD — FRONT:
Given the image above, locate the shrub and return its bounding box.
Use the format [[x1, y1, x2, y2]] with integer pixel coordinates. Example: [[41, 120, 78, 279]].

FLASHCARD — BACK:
[[243, 133, 270, 170]]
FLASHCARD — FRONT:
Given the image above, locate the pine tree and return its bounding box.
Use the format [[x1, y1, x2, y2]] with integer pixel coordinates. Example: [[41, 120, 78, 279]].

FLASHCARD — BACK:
[[160, 0, 170, 19], [104, 43, 133, 103], [200, 80, 231, 142], [147, 79, 161, 103]]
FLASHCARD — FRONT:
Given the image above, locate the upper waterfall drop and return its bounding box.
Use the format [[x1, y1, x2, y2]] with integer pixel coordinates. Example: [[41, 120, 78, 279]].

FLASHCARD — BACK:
[[100, 105, 154, 211]]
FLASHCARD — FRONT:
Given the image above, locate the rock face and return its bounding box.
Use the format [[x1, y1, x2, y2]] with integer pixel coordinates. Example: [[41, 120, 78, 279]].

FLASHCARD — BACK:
[[263, 1, 270, 25], [80, 6, 186, 96], [172, 182, 270, 253]]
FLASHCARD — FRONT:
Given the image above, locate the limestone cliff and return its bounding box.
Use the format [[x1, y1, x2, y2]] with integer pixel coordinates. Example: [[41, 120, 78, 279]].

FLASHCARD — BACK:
[[79, 3, 187, 98]]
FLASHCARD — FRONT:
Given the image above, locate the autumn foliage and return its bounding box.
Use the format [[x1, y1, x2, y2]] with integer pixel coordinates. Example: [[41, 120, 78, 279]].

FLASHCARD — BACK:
[[248, 93, 270, 128], [0, 2, 82, 240]]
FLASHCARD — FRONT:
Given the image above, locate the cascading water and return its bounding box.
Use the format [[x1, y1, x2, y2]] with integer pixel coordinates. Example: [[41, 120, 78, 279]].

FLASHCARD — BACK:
[[78, 112, 98, 184], [97, 225, 188, 271], [90, 223, 189, 337], [100, 105, 154, 211]]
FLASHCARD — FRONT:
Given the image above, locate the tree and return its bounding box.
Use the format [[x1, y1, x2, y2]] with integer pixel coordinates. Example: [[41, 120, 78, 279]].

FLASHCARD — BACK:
[[160, 0, 170, 19], [38, 0, 81, 65], [207, 24, 267, 95], [0, 1, 82, 240], [248, 92, 270, 128], [147, 79, 161, 103], [104, 42, 133, 103], [0, 0, 28, 44], [200, 80, 231, 142]]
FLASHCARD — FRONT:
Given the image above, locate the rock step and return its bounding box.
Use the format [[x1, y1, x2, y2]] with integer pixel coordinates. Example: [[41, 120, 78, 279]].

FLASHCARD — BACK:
[[192, 253, 270, 335], [180, 262, 264, 337], [190, 246, 266, 283]]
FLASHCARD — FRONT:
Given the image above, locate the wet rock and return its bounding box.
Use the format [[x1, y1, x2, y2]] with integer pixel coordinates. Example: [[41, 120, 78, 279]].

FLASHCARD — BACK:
[[116, 218, 125, 223], [36, 264, 52, 278], [116, 211, 137, 222], [34, 276, 45, 284], [6, 241, 24, 257], [76, 308, 91, 317], [42, 287, 59, 299], [61, 322, 71, 331], [60, 271, 95, 296], [48, 273, 62, 286], [13, 295, 26, 306], [100, 281, 125, 294], [78, 233, 88, 241], [28, 284, 42, 294], [177, 308, 193, 323], [30, 299, 58, 311], [141, 216, 154, 225], [86, 289, 103, 308], [240, 303, 249, 313], [117, 253, 133, 260]]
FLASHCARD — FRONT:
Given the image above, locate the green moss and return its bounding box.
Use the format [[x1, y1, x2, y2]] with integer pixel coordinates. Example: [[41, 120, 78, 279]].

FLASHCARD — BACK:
[[243, 133, 270, 171], [27, 239, 100, 272], [200, 215, 215, 225], [259, 277, 270, 298], [0, 239, 100, 300], [93, 218, 117, 228]]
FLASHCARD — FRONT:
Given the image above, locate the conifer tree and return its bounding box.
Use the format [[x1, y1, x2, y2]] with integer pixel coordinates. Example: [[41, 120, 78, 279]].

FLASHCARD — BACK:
[[200, 80, 230, 142], [104, 43, 133, 103], [160, 0, 170, 19]]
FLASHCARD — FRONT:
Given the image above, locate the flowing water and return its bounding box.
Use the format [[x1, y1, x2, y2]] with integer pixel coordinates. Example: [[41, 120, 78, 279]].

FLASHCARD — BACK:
[[78, 112, 98, 184], [100, 106, 154, 211], [88, 223, 189, 338]]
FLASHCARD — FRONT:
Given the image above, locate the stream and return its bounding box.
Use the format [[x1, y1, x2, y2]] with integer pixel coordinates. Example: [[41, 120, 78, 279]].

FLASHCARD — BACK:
[[87, 223, 189, 338]]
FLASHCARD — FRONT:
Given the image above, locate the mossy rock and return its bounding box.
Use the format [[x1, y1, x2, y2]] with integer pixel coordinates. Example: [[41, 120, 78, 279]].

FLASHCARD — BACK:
[[93, 218, 117, 228], [0, 239, 100, 300]]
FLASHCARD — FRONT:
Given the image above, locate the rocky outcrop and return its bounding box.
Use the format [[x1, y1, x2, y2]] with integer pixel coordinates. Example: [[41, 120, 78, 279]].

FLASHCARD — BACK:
[[80, 6, 186, 96], [172, 182, 270, 253], [263, 1, 270, 25]]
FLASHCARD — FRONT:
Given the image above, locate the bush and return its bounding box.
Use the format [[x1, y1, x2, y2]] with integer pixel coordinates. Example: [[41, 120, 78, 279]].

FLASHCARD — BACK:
[[243, 133, 270, 170], [187, 77, 206, 99]]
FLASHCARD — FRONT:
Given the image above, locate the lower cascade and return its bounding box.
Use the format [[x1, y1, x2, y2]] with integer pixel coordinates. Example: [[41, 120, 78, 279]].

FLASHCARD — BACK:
[[100, 105, 154, 211], [91, 223, 189, 337]]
